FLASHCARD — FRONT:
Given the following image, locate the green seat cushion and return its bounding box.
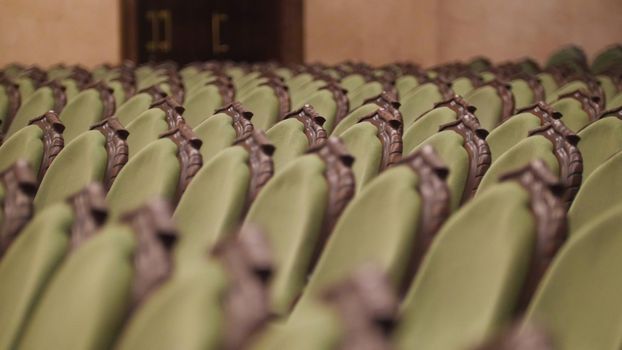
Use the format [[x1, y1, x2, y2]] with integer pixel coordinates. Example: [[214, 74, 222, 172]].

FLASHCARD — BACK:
[[347, 81, 383, 110], [244, 154, 328, 315], [34, 131, 108, 210], [340, 122, 383, 192], [537, 73, 559, 99], [106, 139, 180, 219], [396, 182, 535, 350], [266, 118, 312, 172], [399, 82, 446, 128], [403, 106, 457, 153], [125, 109, 169, 158], [300, 89, 338, 133], [412, 131, 469, 210], [0, 125, 44, 174], [182, 85, 224, 128], [0, 203, 73, 350], [173, 146, 250, 268], [524, 207, 622, 350], [510, 79, 536, 110], [291, 166, 422, 319], [58, 89, 105, 142], [331, 103, 378, 137], [239, 86, 280, 130], [577, 117, 622, 178], [7, 86, 55, 138], [17, 223, 135, 350], [464, 85, 503, 131], [115, 92, 156, 126], [486, 112, 543, 161], [116, 260, 228, 350], [550, 97, 590, 132], [568, 150, 622, 236], [477, 136, 559, 195], [193, 113, 239, 162], [546, 81, 589, 103]]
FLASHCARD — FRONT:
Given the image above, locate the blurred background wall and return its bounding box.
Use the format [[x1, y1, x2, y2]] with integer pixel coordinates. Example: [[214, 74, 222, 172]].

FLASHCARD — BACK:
[[1, 0, 621, 67]]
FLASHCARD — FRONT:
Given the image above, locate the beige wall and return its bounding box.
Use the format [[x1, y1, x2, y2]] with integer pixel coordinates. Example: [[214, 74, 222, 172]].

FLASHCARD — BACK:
[[0, 0, 120, 68]]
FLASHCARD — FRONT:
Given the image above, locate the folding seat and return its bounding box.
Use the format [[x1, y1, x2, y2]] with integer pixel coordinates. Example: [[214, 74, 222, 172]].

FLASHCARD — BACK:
[[192, 102, 255, 161], [0, 184, 107, 349], [250, 266, 398, 350], [239, 74, 291, 130], [591, 44, 622, 74], [266, 105, 327, 171], [394, 160, 567, 350], [332, 92, 400, 136], [287, 146, 450, 320], [409, 107, 490, 210], [464, 79, 516, 130], [486, 102, 560, 161], [576, 107, 622, 178], [522, 205, 622, 350], [173, 130, 275, 269], [397, 79, 454, 128], [477, 117, 582, 208], [115, 225, 274, 350], [181, 74, 235, 128], [296, 81, 349, 133], [509, 74, 546, 110], [33, 117, 129, 210], [242, 138, 355, 316], [549, 89, 600, 132], [6, 80, 67, 139], [114, 86, 167, 126]]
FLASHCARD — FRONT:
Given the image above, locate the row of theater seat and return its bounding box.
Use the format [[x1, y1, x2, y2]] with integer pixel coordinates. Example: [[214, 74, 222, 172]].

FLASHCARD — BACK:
[[0, 44, 621, 349]]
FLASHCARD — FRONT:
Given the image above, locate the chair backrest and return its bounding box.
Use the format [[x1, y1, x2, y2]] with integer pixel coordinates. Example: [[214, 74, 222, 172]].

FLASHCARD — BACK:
[[331, 91, 401, 136], [509, 74, 546, 110], [114, 86, 167, 126], [58, 81, 116, 142], [239, 74, 290, 130], [398, 80, 454, 128], [299, 81, 349, 132], [0, 77, 21, 134], [464, 79, 516, 130], [347, 81, 384, 110], [549, 89, 599, 132], [577, 107, 622, 178], [6, 81, 67, 138], [395, 161, 567, 350], [182, 74, 235, 127]]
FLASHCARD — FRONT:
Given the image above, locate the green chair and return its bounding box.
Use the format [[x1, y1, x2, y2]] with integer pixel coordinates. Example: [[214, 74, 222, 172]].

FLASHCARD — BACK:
[[116, 225, 274, 350], [523, 205, 622, 350], [395, 160, 567, 350], [591, 44, 622, 74], [266, 105, 327, 172], [0, 77, 21, 135], [346, 81, 384, 110], [331, 92, 400, 137], [410, 106, 490, 210], [193, 102, 255, 162], [296, 81, 349, 133], [104, 64, 137, 107], [545, 45, 588, 73], [182, 75, 235, 128], [6, 81, 67, 139], [34, 117, 129, 210], [545, 78, 602, 107], [607, 90, 622, 110], [106, 123, 202, 219], [398, 79, 454, 128], [0, 160, 38, 257], [395, 70, 428, 99], [174, 130, 275, 269], [288, 74, 329, 108], [115, 86, 168, 127], [239, 76, 290, 130], [576, 107, 622, 178], [549, 89, 599, 132], [288, 146, 450, 321], [242, 138, 355, 316], [16, 200, 177, 350], [509, 74, 546, 110], [596, 74, 619, 103], [477, 118, 582, 208], [486, 102, 561, 161], [464, 79, 516, 131], [0, 184, 108, 349], [536, 71, 560, 99], [340, 108, 403, 191]]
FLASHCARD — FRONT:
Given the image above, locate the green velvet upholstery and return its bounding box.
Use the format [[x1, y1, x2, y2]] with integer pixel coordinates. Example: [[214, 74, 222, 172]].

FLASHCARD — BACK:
[[576, 116, 622, 179], [597, 75, 618, 103], [591, 45, 622, 74], [115, 259, 229, 350], [234, 71, 263, 95], [137, 72, 168, 91], [125, 109, 169, 158], [477, 136, 559, 195], [0, 203, 73, 350], [395, 75, 421, 98], [568, 150, 622, 235], [243, 154, 328, 315], [398, 82, 447, 128], [184, 71, 216, 94], [412, 131, 469, 210], [510, 79, 536, 110], [607, 91, 622, 110], [115, 92, 157, 126], [289, 79, 325, 108], [486, 112, 543, 161], [7, 86, 55, 138], [464, 85, 504, 131], [331, 104, 378, 137], [402, 106, 457, 153], [239, 86, 280, 130], [0, 85, 8, 126], [61, 79, 80, 101], [546, 81, 589, 103], [182, 84, 224, 128], [549, 96, 591, 132], [107, 80, 127, 108], [300, 89, 338, 133], [173, 146, 250, 269], [451, 77, 476, 96], [16, 77, 36, 101], [536, 73, 559, 99], [266, 118, 313, 172], [395, 182, 535, 350], [340, 73, 366, 92], [0, 125, 44, 174], [546, 46, 586, 69], [524, 206, 622, 350], [340, 122, 383, 192], [58, 89, 105, 142], [17, 223, 135, 350], [34, 131, 108, 210], [193, 113, 239, 162], [106, 139, 180, 219], [346, 81, 383, 110], [479, 71, 496, 83]]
